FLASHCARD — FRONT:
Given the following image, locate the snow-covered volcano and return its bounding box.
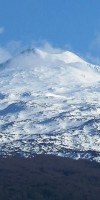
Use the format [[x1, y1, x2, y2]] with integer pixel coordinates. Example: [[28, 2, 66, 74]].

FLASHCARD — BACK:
[[0, 48, 100, 161]]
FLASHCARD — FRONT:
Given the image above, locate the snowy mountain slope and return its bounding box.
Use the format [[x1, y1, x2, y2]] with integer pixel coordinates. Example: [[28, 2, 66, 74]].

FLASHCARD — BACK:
[[0, 48, 100, 161]]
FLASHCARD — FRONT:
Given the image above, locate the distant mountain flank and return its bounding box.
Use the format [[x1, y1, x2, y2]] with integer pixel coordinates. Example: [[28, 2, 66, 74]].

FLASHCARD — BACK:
[[0, 48, 100, 161]]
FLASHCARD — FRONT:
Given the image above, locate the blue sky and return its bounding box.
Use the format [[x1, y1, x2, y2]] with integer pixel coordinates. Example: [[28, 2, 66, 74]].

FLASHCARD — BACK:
[[0, 0, 100, 64]]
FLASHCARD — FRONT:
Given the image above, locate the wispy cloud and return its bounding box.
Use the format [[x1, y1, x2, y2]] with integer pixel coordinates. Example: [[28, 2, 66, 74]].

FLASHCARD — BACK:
[[90, 32, 100, 51], [0, 26, 5, 34], [38, 42, 63, 53], [5, 40, 24, 55], [85, 53, 100, 65], [0, 47, 11, 64], [85, 32, 100, 65]]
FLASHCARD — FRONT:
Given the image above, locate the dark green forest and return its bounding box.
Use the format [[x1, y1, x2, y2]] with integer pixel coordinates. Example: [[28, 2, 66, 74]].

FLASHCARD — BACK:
[[0, 155, 100, 200]]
